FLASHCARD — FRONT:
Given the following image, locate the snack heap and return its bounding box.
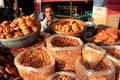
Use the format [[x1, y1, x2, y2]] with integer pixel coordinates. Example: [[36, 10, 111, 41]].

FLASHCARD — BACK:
[[0, 14, 41, 39], [50, 19, 85, 33]]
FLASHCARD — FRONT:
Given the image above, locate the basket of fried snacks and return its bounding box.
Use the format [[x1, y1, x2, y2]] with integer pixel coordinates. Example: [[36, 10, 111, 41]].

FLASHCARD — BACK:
[[49, 19, 86, 37], [0, 14, 41, 48]]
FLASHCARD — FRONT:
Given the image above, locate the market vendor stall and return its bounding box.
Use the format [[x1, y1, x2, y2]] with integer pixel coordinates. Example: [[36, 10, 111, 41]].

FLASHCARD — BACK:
[[0, 15, 120, 80]]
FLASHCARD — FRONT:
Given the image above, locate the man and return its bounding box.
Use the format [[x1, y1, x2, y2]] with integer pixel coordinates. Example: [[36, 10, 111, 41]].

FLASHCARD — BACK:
[[41, 4, 57, 32]]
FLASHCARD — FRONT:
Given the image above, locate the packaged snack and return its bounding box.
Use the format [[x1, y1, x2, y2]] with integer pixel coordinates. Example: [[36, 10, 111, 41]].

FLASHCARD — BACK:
[[75, 56, 115, 80], [101, 45, 120, 80], [82, 43, 106, 68], [14, 46, 55, 80], [47, 71, 79, 80], [46, 34, 83, 72]]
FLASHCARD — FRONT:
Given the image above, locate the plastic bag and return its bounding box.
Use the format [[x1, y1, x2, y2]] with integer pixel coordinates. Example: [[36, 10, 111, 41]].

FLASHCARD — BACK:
[[46, 34, 83, 72], [14, 46, 55, 80], [101, 45, 120, 80], [82, 43, 106, 68], [75, 56, 115, 80], [47, 71, 79, 80]]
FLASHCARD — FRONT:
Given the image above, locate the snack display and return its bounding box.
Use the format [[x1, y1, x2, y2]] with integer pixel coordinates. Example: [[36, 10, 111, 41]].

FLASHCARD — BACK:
[[14, 46, 55, 80], [85, 26, 120, 44], [82, 43, 106, 68], [75, 56, 115, 80], [46, 34, 83, 72], [49, 19, 86, 36], [47, 71, 79, 80], [0, 14, 41, 48], [101, 45, 120, 80], [0, 14, 41, 39]]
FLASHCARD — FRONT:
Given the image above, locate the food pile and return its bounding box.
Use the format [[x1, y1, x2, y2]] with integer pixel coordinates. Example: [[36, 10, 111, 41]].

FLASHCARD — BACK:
[[86, 27, 120, 44], [76, 43, 115, 80], [0, 14, 40, 39], [14, 47, 55, 80], [1, 17, 120, 80], [47, 71, 79, 80], [46, 34, 83, 72], [82, 43, 106, 68], [49, 19, 86, 36], [101, 45, 120, 80]]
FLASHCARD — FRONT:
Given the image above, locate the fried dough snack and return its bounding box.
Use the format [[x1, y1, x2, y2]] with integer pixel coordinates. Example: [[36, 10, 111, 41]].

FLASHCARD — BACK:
[[51, 19, 85, 33], [0, 14, 41, 39], [87, 27, 120, 44]]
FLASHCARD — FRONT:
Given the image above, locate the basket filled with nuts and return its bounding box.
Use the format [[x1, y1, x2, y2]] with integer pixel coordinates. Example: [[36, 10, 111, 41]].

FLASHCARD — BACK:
[[47, 71, 79, 80], [46, 34, 83, 72], [0, 14, 41, 48], [14, 46, 55, 80], [49, 19, 86, 37], [75, 56, 115, 80]]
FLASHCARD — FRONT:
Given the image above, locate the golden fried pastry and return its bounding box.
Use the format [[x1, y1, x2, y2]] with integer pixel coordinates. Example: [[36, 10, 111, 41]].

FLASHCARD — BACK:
[[0, 14, 41, 39], [18, 18, 25, 25], [1, 23, 6, 28], [10, 22, 17, 28], [22, 16, 26, 19], [14, 26, 20, 30], [72, 23, 80, 32], [88, 27, 120, 44], [0, 33, 6, 39], [10, 27, 14, 32], [14, 31, 24, 38], [22, 28, 32, 35], [25, 16, 30, 20], [25, 19, 34, 26], [2, 21, 10, 25], [0, 24, 3, 31], [12, 18, 18, 23], [31, 26, 38, 32], [19, 23, 29, 30], [63, 24, 70, 32], [30, 14, 36, 20], [6, 34, 13, 39]]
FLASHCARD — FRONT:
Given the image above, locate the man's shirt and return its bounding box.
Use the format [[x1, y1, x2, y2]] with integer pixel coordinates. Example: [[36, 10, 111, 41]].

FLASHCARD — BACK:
[[40, 17, 57, 32]]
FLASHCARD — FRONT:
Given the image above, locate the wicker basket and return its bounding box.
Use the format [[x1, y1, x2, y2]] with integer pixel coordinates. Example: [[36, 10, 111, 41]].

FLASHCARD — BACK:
[[49, 19, 86, 37]]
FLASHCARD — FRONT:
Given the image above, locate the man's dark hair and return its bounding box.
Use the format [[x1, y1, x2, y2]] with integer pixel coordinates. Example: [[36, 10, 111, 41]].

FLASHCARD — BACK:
[[43, 4, 54, 12]]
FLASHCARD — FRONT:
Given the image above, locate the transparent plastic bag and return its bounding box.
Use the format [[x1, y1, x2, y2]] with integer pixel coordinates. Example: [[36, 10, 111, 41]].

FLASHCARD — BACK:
[[14, 46, 55, 80], [101, 45, 120, 80], [47, 71, 79, 80], [75, 56, 115, 80], [101, 45, 120, 66], [82, 43, 106, 68], [46, 34, 83, 72]]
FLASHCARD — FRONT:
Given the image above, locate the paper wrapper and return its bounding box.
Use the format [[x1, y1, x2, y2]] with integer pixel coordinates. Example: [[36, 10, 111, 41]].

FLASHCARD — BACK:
[[82, 43, 106, 68]]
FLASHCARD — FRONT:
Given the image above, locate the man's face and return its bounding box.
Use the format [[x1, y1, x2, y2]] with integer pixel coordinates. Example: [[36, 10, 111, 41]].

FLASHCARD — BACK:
[[45, 7, 54, 21]]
